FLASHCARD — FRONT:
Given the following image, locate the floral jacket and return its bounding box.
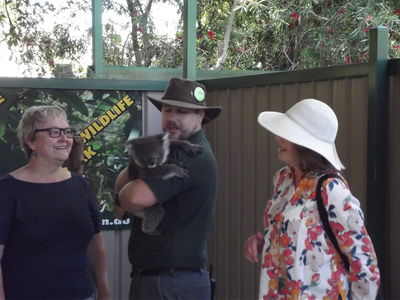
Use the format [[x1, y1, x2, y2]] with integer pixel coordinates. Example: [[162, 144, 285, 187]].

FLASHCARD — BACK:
[[259, 166, 380, 300]]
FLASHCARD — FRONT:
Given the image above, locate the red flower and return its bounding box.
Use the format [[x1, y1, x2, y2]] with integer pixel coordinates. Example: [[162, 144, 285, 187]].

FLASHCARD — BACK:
[[339, 231, 354, 247], [337, 7, 345, 15], [361, 237, 371, 252], [345, 55, 352, 64], [262, 253, 275, 268], [291, 12, 300, 19], [394, 8, 400, 15], [137, 26, 143, 33], [267, 269, 277, 279], [308, 229, 318, 241], [362, 237, 371, 245], [343, 202, 351, 211], [351, 259, 362, 273], [331, 270, 342, 281], [274, 213, 283, 223], [207, 30, 215, 40], [363, 27, 371, 33], [349, 273, 359, 282], [305, 238, 313, 250], [283, 248, 294, 264], [280, 233, 292, 247], [365, 15, 373, 22], [283, 248, 292, 256], [359, 51, 367, 59], [312, 273, 320, 283], [130, 9, 138, 17], [292, 280, 303, 288], [362, 245, 370, 252], [330, 221, 345, 234], [393, 45, 400, 50]]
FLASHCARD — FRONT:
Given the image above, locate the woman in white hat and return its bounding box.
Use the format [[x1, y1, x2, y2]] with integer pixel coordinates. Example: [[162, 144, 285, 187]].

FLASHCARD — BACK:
[[243, 99, 380, 299]]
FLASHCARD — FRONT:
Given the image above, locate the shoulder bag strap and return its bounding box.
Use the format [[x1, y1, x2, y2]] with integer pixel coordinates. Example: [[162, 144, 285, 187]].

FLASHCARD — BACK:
[[316, 173, 350, 272]]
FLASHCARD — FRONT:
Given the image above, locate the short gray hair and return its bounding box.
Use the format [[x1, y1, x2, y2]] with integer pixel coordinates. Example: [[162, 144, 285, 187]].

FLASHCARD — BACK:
[[17, 105, 68, 157]]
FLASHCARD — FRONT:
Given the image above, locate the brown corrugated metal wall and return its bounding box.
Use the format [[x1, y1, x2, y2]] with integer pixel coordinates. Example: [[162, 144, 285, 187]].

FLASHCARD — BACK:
[[205, 77, 370, 300], [387, 73, 400, 298]]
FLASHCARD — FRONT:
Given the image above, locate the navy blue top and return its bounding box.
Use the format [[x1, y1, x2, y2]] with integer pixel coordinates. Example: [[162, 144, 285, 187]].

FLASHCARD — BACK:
[[0, 173, 100, 299]]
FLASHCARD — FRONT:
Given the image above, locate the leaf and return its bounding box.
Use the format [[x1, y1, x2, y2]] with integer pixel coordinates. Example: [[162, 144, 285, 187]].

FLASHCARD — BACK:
[[112, 34, 122, 44], [0, 123, 6, 142], [48, 90, 89, 116]]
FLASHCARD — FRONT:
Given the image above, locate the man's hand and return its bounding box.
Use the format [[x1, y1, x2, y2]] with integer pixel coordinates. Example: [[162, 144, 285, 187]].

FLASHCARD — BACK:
[[113, 202, 128, 220]]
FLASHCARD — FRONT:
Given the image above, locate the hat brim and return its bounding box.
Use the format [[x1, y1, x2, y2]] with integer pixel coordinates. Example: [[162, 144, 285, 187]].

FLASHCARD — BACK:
[[258, 111, 344, 170], [148, 96, 222, 124]]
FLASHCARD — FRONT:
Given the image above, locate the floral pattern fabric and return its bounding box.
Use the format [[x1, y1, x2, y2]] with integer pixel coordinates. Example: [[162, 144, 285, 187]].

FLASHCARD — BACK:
[[259, 166, 380, 300]]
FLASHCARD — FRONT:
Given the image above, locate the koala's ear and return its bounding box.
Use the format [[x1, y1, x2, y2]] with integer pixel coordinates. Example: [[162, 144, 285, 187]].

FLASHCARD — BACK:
[[125, 139, 134, 150], [161, 132, 169, 142], [126, 141, 134, 156]]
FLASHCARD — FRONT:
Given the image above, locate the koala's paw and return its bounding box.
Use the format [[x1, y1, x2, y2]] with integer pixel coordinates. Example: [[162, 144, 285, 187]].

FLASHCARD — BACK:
[[141, 205, 165, 235], [173, 166, 189, 178], [188, 144, 203, 156]]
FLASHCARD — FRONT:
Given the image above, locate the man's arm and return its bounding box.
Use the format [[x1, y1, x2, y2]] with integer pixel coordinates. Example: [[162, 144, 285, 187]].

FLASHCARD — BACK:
[[113, 168, 129, 219], [114, 167, 158, 214]]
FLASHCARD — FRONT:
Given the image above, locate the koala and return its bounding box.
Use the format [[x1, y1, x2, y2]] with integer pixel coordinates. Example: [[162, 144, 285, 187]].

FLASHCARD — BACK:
[[126, 133, 203, 235], [67, 136, 85, 175]]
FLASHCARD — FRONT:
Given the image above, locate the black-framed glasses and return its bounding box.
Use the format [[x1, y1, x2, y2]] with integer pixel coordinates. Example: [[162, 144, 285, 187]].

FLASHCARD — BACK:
[[34, 127, 76, 138]]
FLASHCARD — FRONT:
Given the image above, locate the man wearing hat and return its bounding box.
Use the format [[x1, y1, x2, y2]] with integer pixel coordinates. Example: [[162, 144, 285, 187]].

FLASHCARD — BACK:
[[114, 77, 222, 300]]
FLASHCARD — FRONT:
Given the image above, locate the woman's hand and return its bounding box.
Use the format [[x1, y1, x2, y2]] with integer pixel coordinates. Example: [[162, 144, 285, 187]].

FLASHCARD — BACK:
[[243, 232, 264, 263]]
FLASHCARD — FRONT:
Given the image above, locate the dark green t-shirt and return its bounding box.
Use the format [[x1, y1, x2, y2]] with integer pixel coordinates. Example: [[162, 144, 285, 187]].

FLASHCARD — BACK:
[[128, 129, 218, 270]]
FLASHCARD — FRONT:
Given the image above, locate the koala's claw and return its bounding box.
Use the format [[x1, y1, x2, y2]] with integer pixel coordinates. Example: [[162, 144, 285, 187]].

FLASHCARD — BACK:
[[188, 144, 203, 156], [175, 166, 189, 178]]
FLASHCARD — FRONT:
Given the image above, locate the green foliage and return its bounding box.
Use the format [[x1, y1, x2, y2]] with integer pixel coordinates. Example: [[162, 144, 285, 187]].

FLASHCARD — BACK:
[[0, 0, 90, 76], [195, 0, 400, 70], [102, 0, 183, 68], [1, 0, 400, 74]]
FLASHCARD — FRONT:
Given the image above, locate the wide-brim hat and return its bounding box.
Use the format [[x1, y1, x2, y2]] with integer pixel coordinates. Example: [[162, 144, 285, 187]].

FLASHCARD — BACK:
[[147, 77, 222, 124], [257, 99, 345, 170]]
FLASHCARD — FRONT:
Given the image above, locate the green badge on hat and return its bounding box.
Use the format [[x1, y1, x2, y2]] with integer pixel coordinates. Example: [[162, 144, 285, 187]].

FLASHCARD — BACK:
[[194, 87, 205, 102]]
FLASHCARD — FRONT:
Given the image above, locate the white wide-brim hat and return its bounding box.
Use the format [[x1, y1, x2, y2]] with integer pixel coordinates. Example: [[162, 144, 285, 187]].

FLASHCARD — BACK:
[[257, 99, 345, 170]]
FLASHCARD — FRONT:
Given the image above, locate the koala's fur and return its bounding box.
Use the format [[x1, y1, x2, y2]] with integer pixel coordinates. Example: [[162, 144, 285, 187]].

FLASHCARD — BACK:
[[67, 136, 85, 174], [126, 133, 203, 235]]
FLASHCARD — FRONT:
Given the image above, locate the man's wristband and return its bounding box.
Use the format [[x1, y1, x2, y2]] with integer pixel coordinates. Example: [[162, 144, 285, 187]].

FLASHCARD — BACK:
[[114, 192, 121, 206]]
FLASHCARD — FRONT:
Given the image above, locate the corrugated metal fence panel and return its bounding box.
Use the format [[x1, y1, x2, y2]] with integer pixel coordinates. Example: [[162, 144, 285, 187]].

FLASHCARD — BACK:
[[205, 76, 369, 300], [103, 230, 131, 300], [388, 73, 400, 298]]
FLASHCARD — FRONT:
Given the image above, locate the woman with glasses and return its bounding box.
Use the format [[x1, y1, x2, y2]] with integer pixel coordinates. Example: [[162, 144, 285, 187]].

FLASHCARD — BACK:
[[0, 105, 110, 300]]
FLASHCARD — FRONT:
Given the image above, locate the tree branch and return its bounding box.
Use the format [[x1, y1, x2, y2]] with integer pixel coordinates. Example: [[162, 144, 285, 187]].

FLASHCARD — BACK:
[[126, 0, 142, 66], [213, 0, 240, 70]]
